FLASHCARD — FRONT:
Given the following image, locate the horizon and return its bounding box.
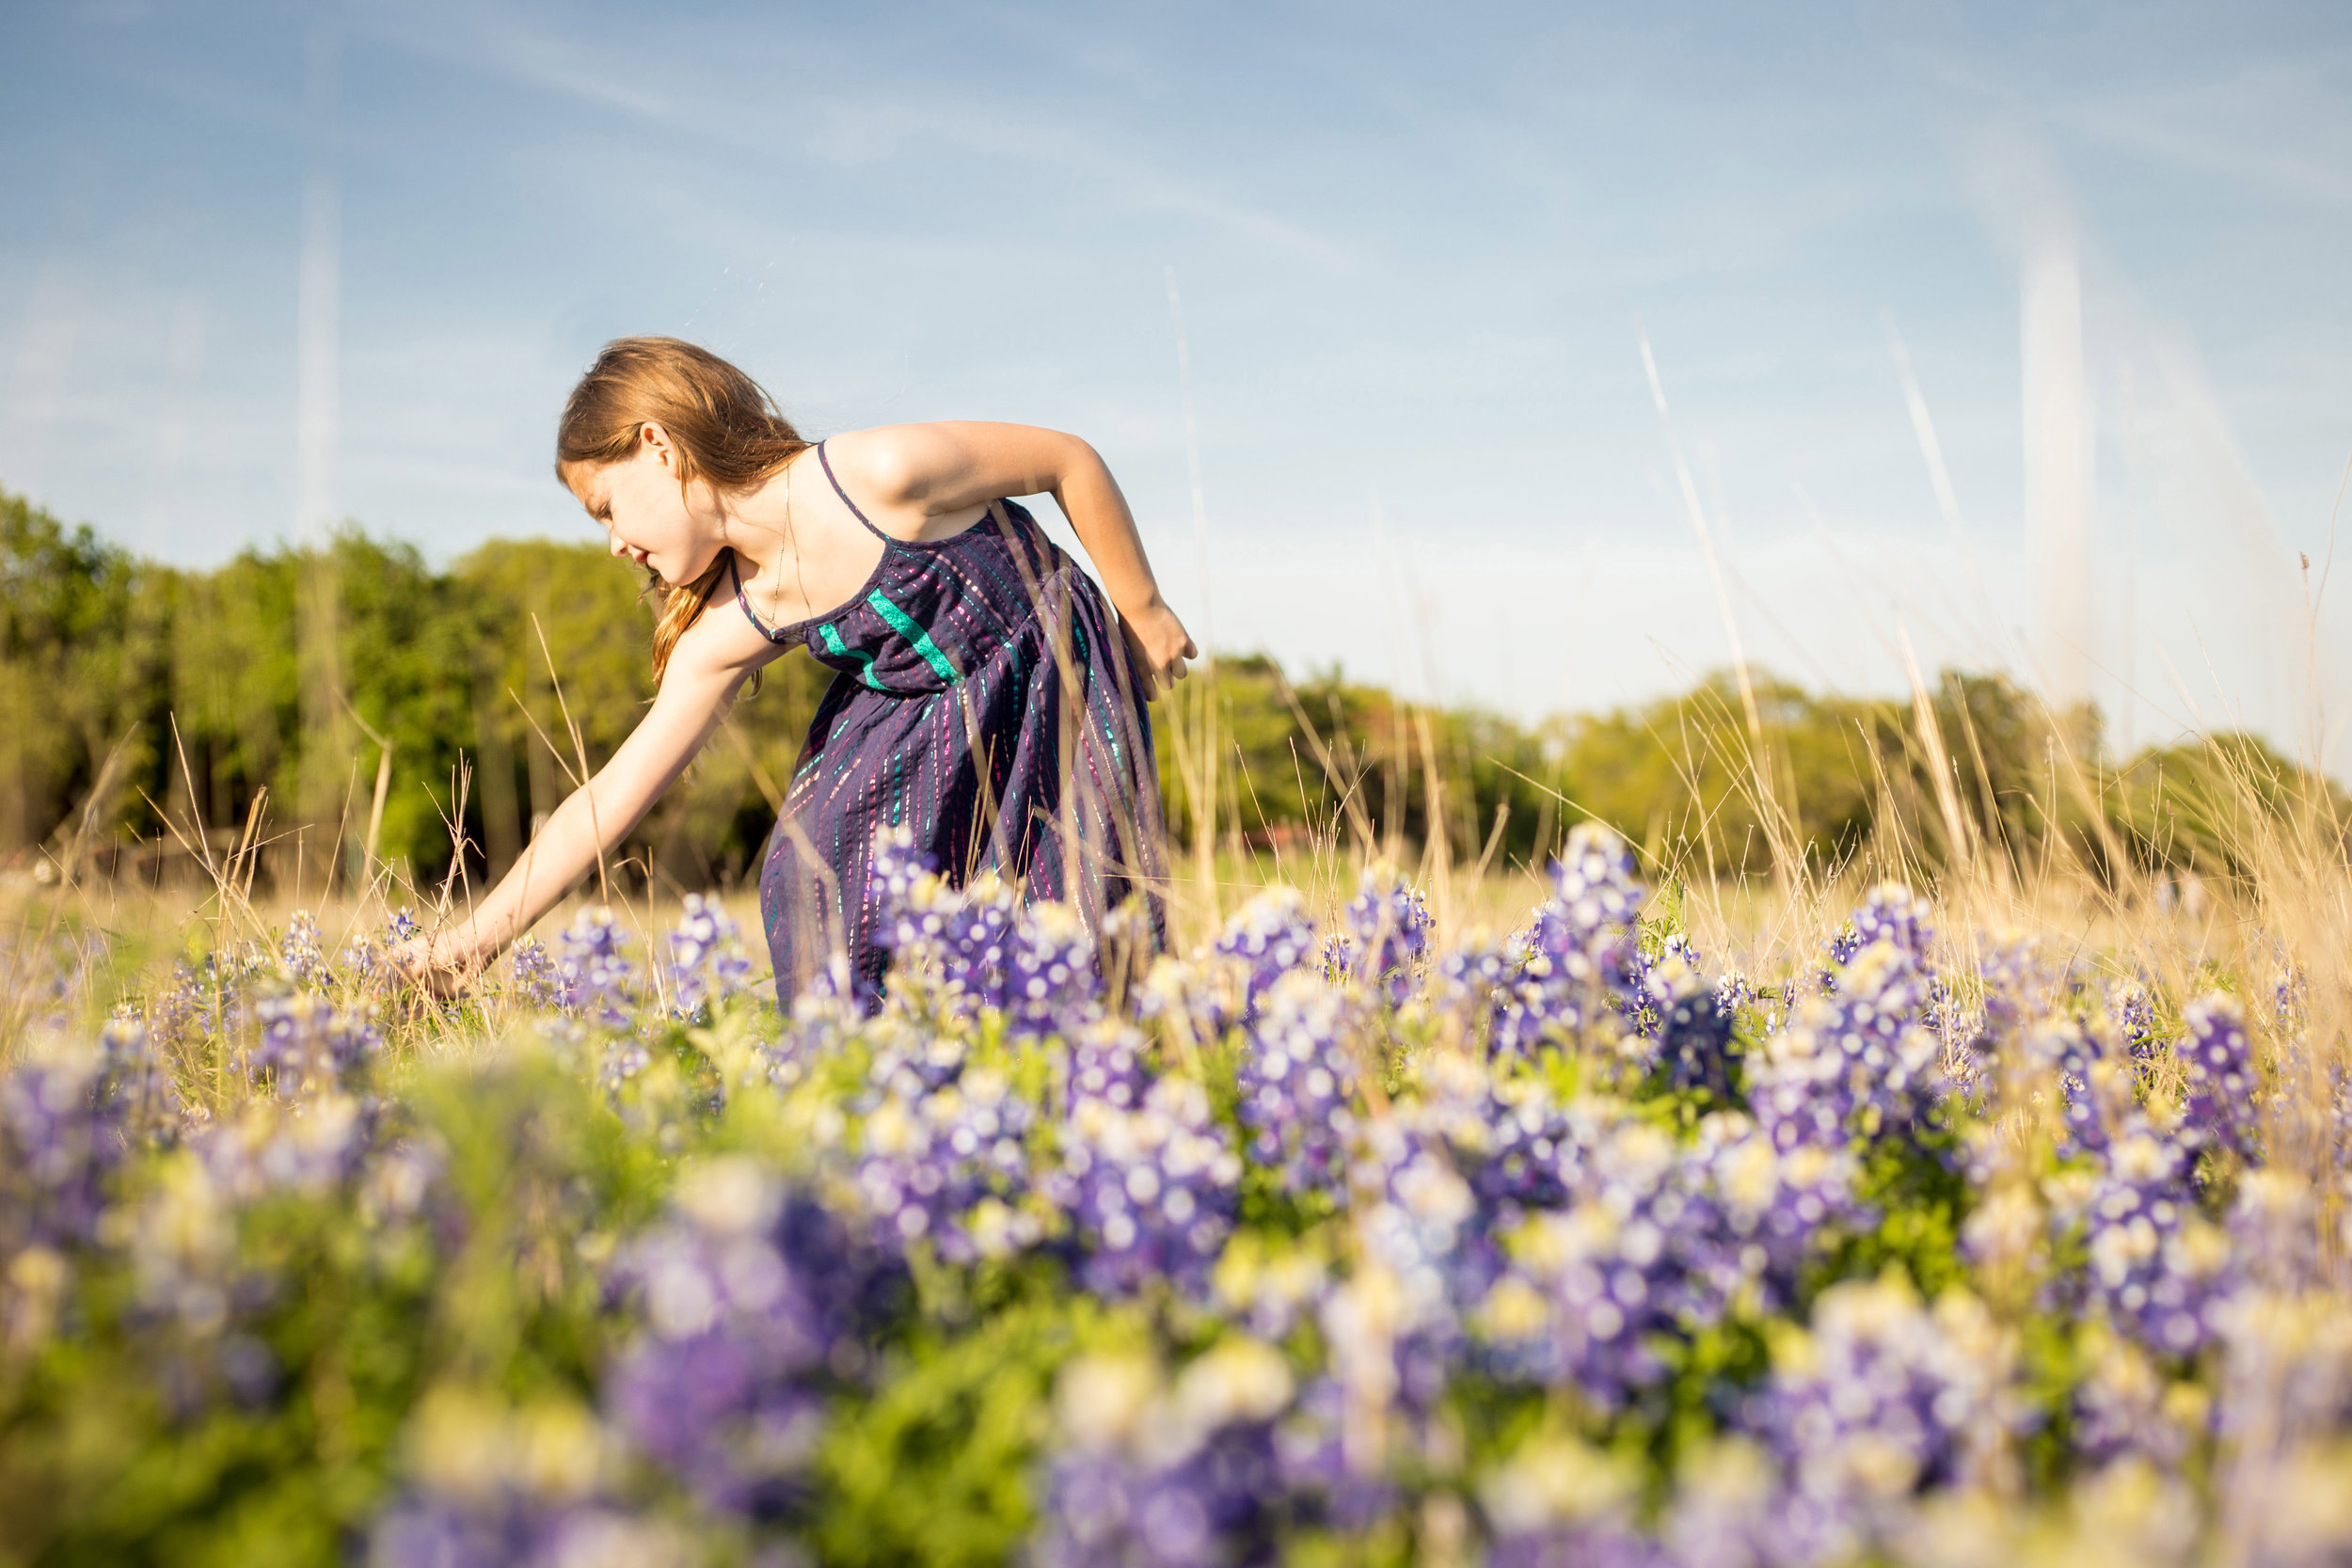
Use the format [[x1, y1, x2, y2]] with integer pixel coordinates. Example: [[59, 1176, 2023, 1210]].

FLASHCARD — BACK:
[[6, 482, 2321, 774]]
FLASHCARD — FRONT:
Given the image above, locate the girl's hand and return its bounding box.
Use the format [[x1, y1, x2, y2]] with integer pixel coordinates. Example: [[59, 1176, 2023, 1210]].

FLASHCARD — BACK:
[[388, 931, 478, 998], [1118, 600, 1197, 700]]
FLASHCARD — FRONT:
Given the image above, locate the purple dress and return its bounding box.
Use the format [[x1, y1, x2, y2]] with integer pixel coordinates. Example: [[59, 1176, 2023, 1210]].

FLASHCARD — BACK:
[[734, 441, 1168, 998]]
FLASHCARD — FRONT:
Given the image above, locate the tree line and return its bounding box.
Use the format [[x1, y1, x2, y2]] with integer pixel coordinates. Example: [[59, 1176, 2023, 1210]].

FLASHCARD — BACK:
[[3, 485, 2337, 901]]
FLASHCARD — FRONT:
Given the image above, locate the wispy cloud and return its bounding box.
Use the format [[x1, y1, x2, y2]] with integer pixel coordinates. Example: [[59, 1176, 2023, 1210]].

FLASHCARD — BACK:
[[2059, 64, 2352, 206]]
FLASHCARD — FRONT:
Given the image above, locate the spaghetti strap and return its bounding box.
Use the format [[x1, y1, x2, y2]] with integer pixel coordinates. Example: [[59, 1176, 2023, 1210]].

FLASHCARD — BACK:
[[818, 439, 895, 546], [729, 549, 788, 644]]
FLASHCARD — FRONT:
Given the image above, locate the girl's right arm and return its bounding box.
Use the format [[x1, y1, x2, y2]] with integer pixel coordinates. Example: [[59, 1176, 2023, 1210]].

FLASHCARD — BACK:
[[393, 590, 778, 987]]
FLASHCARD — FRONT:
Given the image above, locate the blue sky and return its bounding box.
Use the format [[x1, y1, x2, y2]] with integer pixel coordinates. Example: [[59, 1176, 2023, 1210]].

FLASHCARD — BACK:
[[5, 1, 2350, 754]]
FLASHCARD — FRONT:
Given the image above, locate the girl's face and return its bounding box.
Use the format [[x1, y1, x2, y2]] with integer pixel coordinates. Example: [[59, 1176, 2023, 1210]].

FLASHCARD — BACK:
[[564, 423, 721, 587]]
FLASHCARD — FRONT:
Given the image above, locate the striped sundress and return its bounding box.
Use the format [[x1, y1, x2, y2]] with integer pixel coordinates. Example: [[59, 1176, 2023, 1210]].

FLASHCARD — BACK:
[[735, 440, 1168, 1000]]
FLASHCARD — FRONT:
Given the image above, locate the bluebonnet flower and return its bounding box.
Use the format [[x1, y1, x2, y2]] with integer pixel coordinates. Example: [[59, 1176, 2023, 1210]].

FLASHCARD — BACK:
[[1477, 1104, 1863, 1419], [666, 894, 752, 1016], [1713, 970, 1759, 1019], [1214, 889, 1320, 1022], [1236, 972, 1360, 1197], [551, 911, 655, 1091], [1066, 1021, 1151, 1113], [2074, 1122, 2233, 1358], [1037, 1340, 1297, 1568], [1679, 1112, 1862, 1316], [866, 825, 933, 914], [148, 949, 266, 1056], [1009, 902, 1104, 1038], [2208, 1286, 2352, 1565], [387, 909, 421, 944], [1472, 1112, 1854, 1411], [870, 826, 1121, 1034], [94, 1014, 182, 1143], [1491, 825, 1645, 1064], [2178, 995, 2261, 1165], [1137, 952, 1250, 1048], [1334, 867, 1431, 1006], [1317, 930, 1353, 984], [877, 858, 1020, 1018], [0, 1055, 126, 1253], [2069, 1322, 2201, 1470], [1052, 1076, 1241, 1299], [508, 939, 561, 1011], [555, 906, 639, 1033], [1351, 1117, 1485, 1325], [1631, 940, 1738, 1096], [2228, 1168, 2327, 1293], [603, 1157, 903, 1522], [1748, 940, 1944, 1154], [2265, 944, 2307, 1034], [250, 994, 380, 1098], [2115, 982, 2161, 1067], [1476, 1133, 1685, 1405], [1430, 1067, 1587, 1212], [763, 950, 865, 1089], [1336, 1123, 1484, 1420], [1851, 884, 1967, 1050], [2026, 1016, 2133, 1160], [852, 1051, 1041, 1262], [1947, 933, 2060, 1101], [1428, 936, 1514, 1050], [1851, 884, 1934, 962], [280, 910, 330, 986], [1742, 1276, 2017, 1564], [142, 958, 207, 1053], [195, 1092, 376, 1200]]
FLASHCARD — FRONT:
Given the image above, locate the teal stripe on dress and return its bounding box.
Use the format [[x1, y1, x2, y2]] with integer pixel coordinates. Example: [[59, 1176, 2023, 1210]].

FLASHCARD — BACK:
[[818, 622, 887, 690], [867, 589, 962, 684]]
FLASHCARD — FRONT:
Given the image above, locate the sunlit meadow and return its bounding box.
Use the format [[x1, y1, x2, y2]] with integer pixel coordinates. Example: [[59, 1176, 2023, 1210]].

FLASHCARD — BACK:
[[5, 687, 2352, 1568]]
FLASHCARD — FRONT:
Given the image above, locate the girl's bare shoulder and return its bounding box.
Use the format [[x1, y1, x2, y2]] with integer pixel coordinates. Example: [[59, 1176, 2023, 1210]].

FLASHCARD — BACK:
[[823, 420, 1074, 522], [818, 422, 954, 509]]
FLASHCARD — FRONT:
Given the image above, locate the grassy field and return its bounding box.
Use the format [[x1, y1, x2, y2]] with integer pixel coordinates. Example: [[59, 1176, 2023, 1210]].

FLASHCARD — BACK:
[[3, 670, 2350, 1568]]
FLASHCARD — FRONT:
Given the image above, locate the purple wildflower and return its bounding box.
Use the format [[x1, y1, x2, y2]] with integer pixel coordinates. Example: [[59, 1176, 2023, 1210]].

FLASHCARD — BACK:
[[249, 994, 380, 1097], [603, 1157, 903, 1521], [1491, 825, 1646, 1063], [1214, 890, 1320, 1022], [666, 893, 752, 1016], [1748, 940, 1944, 1154], [1237, 972, 1361, 1197], [1337, 868, 1432, 1006], [1036, 1341, 1298, 1568], [2178, 995, 2261, 1165], [1051, 1076, 1240, 1299], [1008, 902, 1104, 1038]]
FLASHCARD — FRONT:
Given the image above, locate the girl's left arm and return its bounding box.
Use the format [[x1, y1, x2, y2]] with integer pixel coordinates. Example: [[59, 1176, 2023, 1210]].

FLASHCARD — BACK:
[[835, 421, 1198, 698]]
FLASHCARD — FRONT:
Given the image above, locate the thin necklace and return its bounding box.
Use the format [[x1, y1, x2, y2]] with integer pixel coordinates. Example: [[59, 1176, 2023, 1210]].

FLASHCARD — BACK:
[[766, 451, 795, 625]]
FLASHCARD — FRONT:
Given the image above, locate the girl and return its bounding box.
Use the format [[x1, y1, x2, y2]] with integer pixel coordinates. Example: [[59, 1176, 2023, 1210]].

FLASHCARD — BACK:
[[398, 337, 1192, 998]]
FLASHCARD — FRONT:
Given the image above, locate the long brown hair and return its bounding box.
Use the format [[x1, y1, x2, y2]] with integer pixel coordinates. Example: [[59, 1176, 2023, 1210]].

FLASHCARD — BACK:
[[555, 336, 808, 684]]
